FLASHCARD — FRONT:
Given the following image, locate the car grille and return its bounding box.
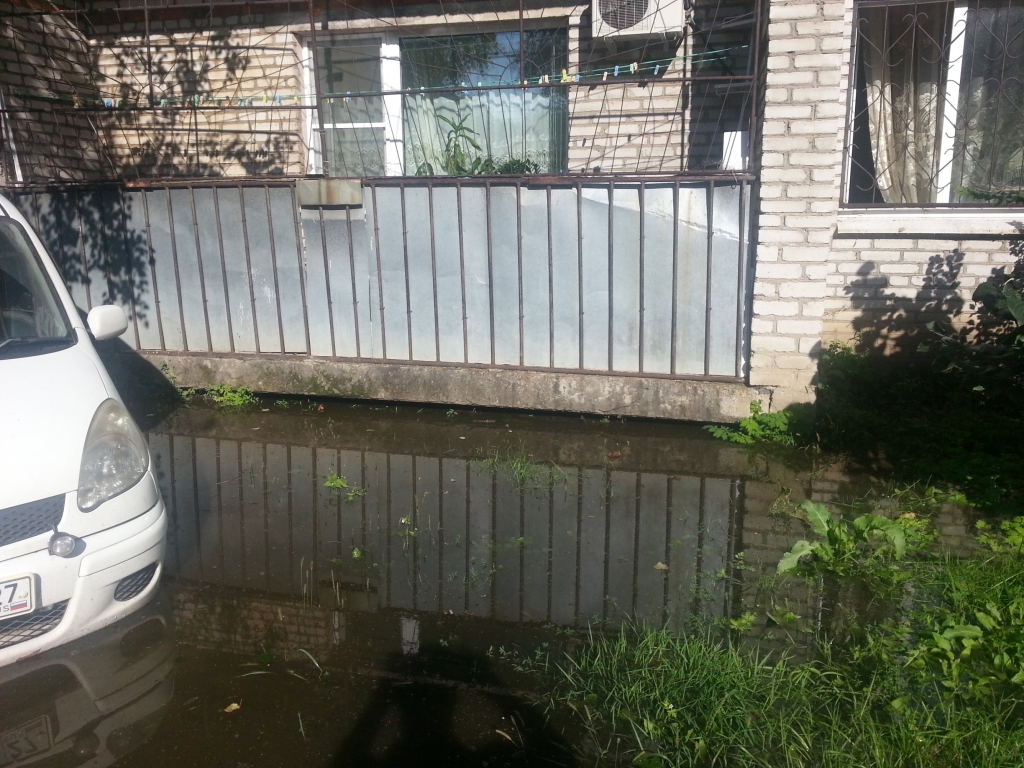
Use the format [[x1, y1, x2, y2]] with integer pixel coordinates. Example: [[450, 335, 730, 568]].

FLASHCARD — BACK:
[[0, 601, 70, 650], [114, 563, 158, 602], [0, 494, 65, 549]]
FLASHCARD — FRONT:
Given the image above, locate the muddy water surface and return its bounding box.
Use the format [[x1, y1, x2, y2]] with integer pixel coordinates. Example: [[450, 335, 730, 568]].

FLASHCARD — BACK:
[[3, 399, 799, 768]]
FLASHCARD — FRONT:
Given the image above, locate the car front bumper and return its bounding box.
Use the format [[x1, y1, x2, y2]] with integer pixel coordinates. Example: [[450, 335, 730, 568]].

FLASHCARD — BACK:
[[0, 497, 167, 667]]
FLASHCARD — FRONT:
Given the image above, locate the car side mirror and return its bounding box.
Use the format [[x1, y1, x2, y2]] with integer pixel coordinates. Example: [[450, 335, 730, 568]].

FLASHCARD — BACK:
[[86, 305, 129, 341]]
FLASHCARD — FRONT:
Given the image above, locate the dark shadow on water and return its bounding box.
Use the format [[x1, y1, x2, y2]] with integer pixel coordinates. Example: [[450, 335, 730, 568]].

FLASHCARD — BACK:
[[332, 650, 576, 768]]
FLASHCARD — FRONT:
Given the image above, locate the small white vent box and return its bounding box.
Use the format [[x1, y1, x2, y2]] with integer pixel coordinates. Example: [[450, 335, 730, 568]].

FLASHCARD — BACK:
[[593, 0, 686, 37]]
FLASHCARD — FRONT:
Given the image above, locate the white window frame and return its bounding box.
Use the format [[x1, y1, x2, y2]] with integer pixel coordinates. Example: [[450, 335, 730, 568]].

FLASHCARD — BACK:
[[302, 33, 404, 177]]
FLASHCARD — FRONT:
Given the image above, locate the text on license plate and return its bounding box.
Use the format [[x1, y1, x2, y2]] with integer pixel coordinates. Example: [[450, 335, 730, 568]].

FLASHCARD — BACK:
[[0, 577, 33, 620], [0, 716, 52, 766]]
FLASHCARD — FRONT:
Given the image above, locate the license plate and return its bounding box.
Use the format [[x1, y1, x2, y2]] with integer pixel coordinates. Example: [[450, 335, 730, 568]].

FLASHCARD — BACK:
[[0, 716, 52, 766], [0, 577, 33, 621]]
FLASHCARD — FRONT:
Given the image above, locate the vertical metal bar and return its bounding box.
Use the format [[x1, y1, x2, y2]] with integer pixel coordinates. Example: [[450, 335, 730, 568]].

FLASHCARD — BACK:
[[94, 191, 116, 315], [662, 477, 673, 627], [577, 182, 584, 369], [117, 186, 142, 348], [238, 185, 262, 354], [319, 208, 337, 357], [72, 192, 92, 311], [735, 181, 750, 379], [344, 207, 361, 358], [638, 182, 646, 373], [631, 472, 642, 615], [457, 183, 469, 363], [607, 180, 614, 372], [188, 186, 214, 351], [486, 182, 495, 365], [291, 186, 313, 356], [165, 186, 189, 351], [263, 185, 286, 352], [670, 183, 679, 375], [516, 182, 524, 367], [428, 183, 441, 361], [703, 182, 715, 377], [307, 0, 329, 176], [212, 188, 236, 353], [547, 185, 554, 369], [400, 185, 414, 360], [140, 190, 166, 350], [370, 184, 388, 359]]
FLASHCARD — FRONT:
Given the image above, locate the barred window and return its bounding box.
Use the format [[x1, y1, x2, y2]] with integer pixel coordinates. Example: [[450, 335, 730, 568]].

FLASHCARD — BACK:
[[846, 0, 1024, 205]]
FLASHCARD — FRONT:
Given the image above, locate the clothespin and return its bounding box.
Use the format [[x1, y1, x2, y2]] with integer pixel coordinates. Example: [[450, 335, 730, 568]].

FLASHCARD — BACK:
[[613, 65, 619, 76], [561, 68, 569, 82], [574, 74, 580, 82], [603, 71, 608, 81], [276, 94, 283, 105], [237, 98, 245, 106], [73, 95, 81, 108], [104, 98, 113, 107], [263, 94, 268, 104], [294, 95, 300, 105], [631, 62, 638, 74], [654, 64, 660, 75], [160, 98, 168, 107]]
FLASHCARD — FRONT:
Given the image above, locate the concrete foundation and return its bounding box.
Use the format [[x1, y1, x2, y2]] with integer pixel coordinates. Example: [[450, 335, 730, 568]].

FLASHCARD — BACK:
[[125, 351, 771, 423]]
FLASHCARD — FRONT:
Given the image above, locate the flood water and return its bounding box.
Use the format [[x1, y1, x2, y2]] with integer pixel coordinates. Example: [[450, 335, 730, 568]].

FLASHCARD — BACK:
[[2, 397, 825, 768]]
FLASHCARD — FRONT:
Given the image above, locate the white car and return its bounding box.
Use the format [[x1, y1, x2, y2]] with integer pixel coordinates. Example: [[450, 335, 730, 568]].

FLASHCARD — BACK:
[[0, 193, 167, 667]]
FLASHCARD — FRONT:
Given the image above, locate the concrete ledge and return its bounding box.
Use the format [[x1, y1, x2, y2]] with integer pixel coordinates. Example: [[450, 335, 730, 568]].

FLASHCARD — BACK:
[[128, 352, 768, 423], [836, 209, 1024, 237]]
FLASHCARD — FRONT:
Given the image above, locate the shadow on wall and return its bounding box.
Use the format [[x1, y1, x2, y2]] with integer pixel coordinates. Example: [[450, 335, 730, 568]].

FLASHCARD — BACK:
[[94, 28, 298, 178], [841, 229, 1024, 355], [15, 187, 152, 324]]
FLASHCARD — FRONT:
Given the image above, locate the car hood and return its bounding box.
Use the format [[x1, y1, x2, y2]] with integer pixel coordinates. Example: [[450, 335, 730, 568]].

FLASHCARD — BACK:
[[0, 341, 111, 509]]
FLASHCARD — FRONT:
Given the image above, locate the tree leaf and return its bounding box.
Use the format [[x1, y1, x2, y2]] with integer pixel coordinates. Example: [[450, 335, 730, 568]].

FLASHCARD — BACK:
[[777, 540, 815, 574], [1004, 284, 1024, 326], [800, 501, 831, 537]]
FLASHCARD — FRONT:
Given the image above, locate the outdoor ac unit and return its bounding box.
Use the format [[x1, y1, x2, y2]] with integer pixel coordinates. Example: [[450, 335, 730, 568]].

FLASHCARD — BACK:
[[592, 0, 685, 37]]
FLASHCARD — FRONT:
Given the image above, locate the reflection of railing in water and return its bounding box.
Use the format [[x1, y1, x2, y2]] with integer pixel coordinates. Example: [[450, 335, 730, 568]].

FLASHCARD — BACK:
[[149, 432, 742, 627]]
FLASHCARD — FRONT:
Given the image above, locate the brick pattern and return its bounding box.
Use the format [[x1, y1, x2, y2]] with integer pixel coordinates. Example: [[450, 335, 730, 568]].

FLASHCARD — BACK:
[[170, 581, 333, 657], [749, 0, 850, 406], [0, 3, 108, 182]]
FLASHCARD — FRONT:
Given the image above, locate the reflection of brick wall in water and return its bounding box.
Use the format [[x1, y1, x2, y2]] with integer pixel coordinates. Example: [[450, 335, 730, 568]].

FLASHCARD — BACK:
[[170, 582, 333, 657]]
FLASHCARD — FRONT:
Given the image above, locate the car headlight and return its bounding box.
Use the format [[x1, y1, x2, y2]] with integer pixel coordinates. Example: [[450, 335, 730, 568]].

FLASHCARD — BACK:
[[78, 399, 149, 511]]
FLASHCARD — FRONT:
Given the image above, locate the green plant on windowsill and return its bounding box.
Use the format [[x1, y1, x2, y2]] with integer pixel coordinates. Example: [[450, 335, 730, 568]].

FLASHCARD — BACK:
[[414, 114, 540, 176]]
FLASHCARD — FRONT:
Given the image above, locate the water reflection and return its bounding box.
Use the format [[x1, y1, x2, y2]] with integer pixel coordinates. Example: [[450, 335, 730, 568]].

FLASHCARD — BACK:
[[149, 405, 746, 630], [0, 592, 174, 767]]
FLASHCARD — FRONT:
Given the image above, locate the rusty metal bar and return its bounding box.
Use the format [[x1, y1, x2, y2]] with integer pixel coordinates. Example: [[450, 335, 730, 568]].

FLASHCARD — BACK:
[[486, 182, 495, 366], [139, 190, 166, 350], [456, 182, 469, 364], [370, 184, 388, 359], [607, 180, 614, 372], [319, 208, 337, 357], [400, 186, 413, 360], [344, 207, 360, 358], [237, 185, 262, 353], [188, 186, 214, 351], [735, 181, 750, 379], [703, 182, 715, 377], [290, 186, 313, 356], [428, 183, 441, 362], [212, 188, 236, 353], [516, 182, 524, 367], [638, 182, 646, 374], [263, 185, 287, 353], [165, 185, 189, 350], [71, 192, 92, 312], [547, 186, 554, 370], [669, 182, 679, 375], [116, 187, 142, 348], [576, 182, 584, 370]]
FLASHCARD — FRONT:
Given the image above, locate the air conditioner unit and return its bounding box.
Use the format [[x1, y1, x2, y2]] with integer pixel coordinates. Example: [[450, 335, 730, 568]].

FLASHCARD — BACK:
[[593, 0, 686, 37]]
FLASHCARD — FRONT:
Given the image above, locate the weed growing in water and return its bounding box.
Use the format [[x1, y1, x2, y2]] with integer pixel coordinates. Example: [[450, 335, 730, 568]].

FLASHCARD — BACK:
[[704, 400, 810, 447], [207, 384, 258, 408], [483, 444, 567, 491], [324, 473, 365, 502]]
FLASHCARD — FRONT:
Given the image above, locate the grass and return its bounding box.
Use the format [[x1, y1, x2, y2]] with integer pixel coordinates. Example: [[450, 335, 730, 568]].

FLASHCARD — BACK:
[[206, 384, 258, 408], [484, 444, 566, 491], [549, 625, 1024, 768]]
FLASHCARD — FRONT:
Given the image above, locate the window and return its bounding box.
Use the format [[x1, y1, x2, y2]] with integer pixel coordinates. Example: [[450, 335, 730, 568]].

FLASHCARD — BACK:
[[308, 29, 568, 177], [846, 0, 1024, 205]]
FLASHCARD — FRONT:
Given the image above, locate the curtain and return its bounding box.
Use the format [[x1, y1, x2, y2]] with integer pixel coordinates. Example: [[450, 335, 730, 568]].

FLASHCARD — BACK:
[[953, 1, 1024, 199], [860, 4, 950, 203]]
